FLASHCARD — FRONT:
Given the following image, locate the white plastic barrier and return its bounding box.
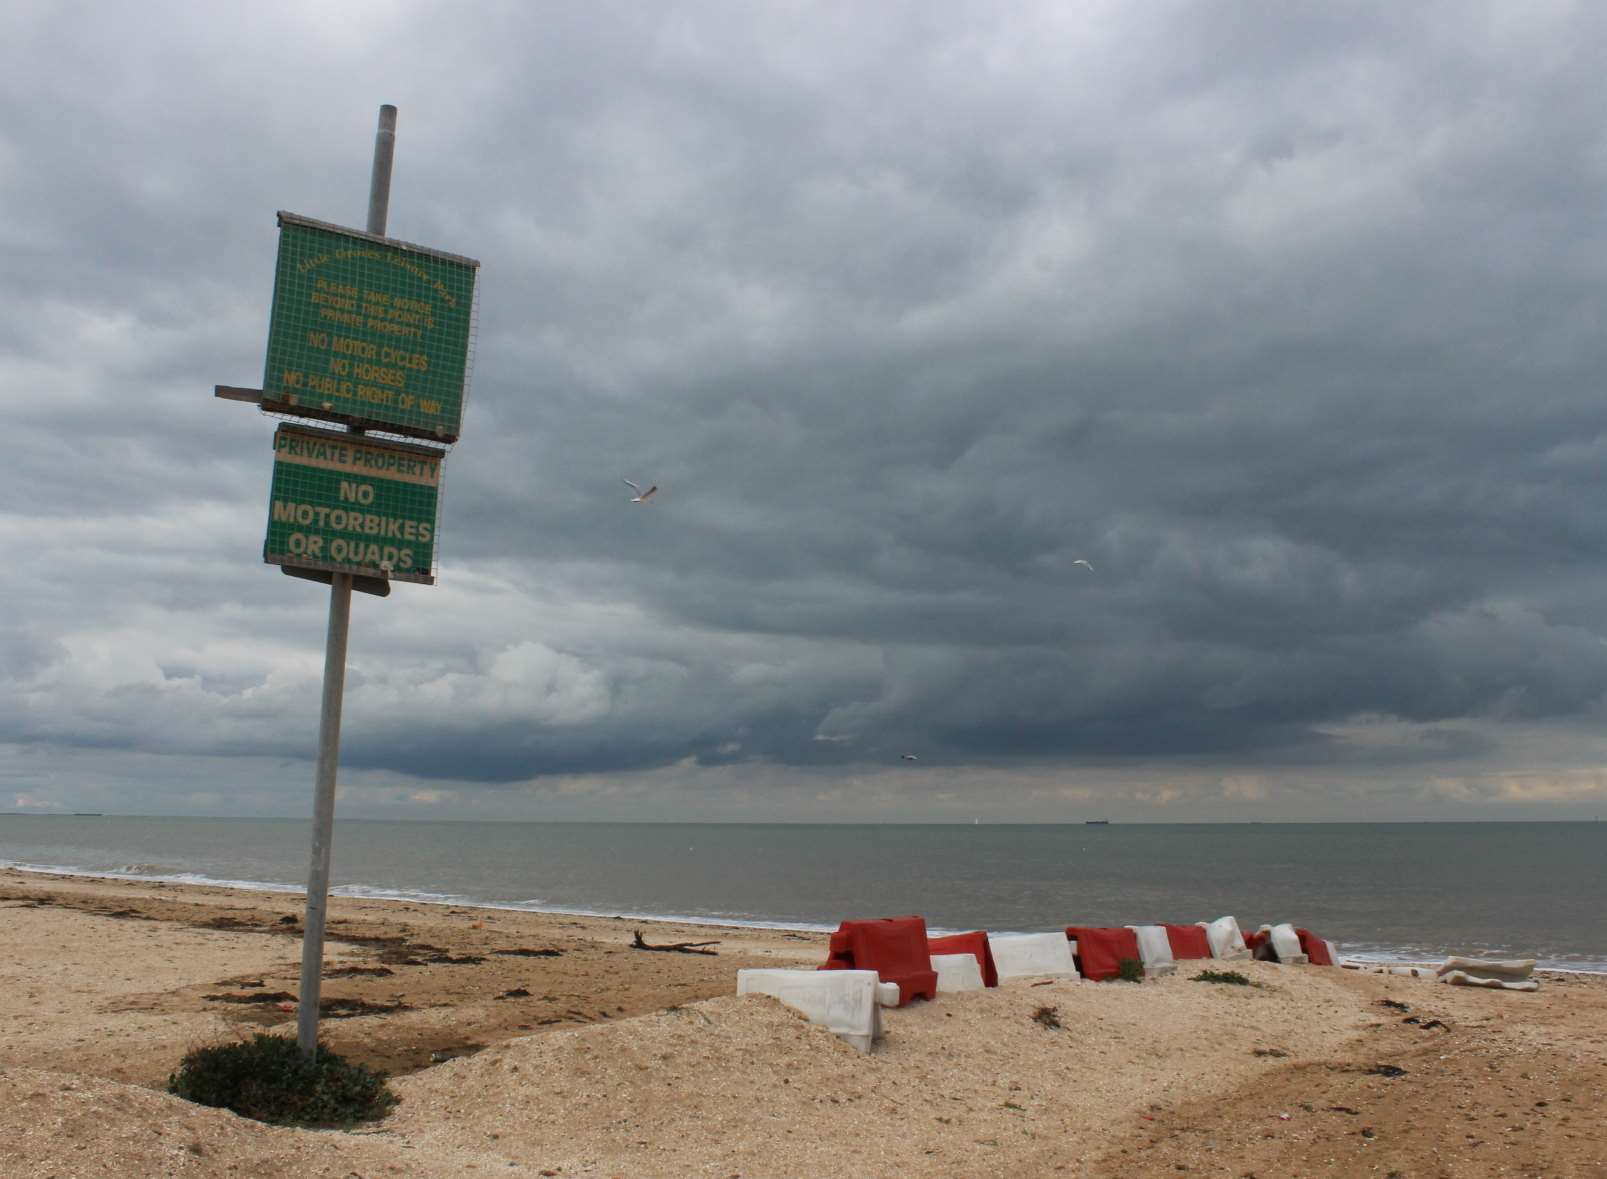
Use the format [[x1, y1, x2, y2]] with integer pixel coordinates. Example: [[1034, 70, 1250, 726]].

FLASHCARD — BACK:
[[1440, 970, 1539, 992], [932, 953, 985, 993], [1358, 963, 1438, 978], [1198, 915, 1250, 961], [1262, 923, 1309, 965], [988, 932, 1079, 982], [1437, 957, 1538, 992], [736, 969, 884, 1053], [1127, 925, 1177, 978], [1438, 956, 1536, 981]]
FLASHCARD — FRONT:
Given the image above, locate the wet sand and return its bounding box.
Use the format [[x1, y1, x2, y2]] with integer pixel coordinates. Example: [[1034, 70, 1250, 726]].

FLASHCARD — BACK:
[[3, 867, 1603, 1177]]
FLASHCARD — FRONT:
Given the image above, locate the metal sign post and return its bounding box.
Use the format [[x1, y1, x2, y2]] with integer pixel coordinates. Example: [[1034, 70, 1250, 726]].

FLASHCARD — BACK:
[[295, 564, 352, 1057], [295, 105, 398, 1059]]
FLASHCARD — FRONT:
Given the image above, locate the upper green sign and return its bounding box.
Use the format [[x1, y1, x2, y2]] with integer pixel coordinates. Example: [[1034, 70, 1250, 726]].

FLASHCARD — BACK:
[[263, 213, 478, 442]]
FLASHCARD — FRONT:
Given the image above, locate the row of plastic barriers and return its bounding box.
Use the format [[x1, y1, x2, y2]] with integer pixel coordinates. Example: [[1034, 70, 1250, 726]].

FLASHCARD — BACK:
[[736, 914, 1340, 1052]]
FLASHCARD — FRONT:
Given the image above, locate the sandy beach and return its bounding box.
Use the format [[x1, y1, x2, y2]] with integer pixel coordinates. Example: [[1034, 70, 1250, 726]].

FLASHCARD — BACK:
[[2, 867, 1603, 1178]]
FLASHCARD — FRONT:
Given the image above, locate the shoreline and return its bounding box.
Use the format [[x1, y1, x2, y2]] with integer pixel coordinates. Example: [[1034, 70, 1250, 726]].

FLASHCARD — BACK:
[[3, 866, 1604, 1177], [5, 859, 1604, 976]]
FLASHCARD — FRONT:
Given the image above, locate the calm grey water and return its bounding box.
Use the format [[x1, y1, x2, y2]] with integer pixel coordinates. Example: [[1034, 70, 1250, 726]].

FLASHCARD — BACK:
[[2, 816, 1602, 971]]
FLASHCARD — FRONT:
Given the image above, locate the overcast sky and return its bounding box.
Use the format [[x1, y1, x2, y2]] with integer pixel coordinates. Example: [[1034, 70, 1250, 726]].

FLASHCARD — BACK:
[[4, 1, 1606, 822]]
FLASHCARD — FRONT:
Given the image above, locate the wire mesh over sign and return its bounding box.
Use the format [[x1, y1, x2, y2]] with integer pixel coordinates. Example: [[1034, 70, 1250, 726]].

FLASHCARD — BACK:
[[262, 213, 479, 444], [264, 424, 444, 584]]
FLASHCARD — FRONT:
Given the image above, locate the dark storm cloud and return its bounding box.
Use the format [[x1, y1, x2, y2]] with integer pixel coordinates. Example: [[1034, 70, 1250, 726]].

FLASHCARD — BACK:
[[4, 1, 1607, 815]]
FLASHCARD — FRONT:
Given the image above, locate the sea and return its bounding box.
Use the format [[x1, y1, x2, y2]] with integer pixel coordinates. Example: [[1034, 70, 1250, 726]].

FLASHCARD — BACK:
[[1, 816, 1602, 973]]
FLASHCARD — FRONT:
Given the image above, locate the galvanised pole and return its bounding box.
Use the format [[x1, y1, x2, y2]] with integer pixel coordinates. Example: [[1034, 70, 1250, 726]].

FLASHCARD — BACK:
[[296, 105, 396, 1058]]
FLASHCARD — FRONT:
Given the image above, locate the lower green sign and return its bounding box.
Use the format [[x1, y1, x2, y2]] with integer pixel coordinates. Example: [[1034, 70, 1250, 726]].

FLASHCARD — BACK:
[[264, 424, 442, 584]]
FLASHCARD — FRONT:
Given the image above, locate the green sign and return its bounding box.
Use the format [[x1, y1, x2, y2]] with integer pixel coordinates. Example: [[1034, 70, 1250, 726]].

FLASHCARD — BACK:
[[263, 213, 478, 442], [264, 424, 442, 584]]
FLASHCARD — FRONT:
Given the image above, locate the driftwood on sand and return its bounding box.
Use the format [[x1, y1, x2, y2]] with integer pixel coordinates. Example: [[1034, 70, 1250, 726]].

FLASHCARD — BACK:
[[631, 929, 720, 955]]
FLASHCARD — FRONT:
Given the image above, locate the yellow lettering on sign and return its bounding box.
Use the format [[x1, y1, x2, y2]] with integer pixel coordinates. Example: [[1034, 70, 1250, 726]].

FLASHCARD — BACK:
[[274, 429, 439, 486], [332, 336, 378, 359]]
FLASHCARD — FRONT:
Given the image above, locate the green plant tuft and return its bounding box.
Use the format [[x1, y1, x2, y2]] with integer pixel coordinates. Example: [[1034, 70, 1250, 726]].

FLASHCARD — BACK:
[[1116, 957, 1144, 983], [168, 1033, 397, 1127], [1192, 969, 1252, 986]]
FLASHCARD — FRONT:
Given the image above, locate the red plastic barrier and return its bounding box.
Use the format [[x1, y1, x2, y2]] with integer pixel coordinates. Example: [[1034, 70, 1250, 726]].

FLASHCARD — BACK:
[[817, 916, 938, 1005], [1296, 928, 1335, 966], [1162, 923, 1213, 960], [1065, 926, 1142, 981], [821, 928, 856, 970], [1243, 929, 1271, 958], [928, 931, 999, 988]]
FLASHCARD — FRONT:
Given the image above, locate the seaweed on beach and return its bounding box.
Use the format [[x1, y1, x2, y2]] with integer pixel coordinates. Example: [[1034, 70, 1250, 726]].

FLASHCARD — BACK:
[[320, 997, 410, 1018], [323, 964, 396, 978], [204, 991, 299, 1005], [493, 947, 564, 958], [1192, 969, 1252, 986], [1404, 1017, 1450, 1031]]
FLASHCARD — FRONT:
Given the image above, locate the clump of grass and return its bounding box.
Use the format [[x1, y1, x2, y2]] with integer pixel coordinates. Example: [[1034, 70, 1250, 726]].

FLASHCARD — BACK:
[[169, 1033, 397, 1127], [1192, 969, 1252, 986], [1116, 957, 1144, 983]]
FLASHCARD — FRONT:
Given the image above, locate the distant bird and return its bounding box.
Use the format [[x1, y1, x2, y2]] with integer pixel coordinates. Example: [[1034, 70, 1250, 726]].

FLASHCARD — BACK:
[[622, 479, 657, 504], [1071, 559, 1094, 572], [901, 753, 919, 761]]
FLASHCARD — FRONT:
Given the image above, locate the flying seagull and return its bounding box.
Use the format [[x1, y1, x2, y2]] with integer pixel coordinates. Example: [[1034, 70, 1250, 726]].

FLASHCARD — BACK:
[[1071, 559, 1094, 572], [901, 753, 919, 761], [622, 479, 657, 504]]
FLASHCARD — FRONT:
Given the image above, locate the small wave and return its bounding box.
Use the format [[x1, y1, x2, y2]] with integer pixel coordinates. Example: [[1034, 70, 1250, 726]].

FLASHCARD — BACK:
[[332, 884, 478, 906], [319, 889, 836, 932], [473, 900, 837, 934], [2, 861, 304, 895]]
